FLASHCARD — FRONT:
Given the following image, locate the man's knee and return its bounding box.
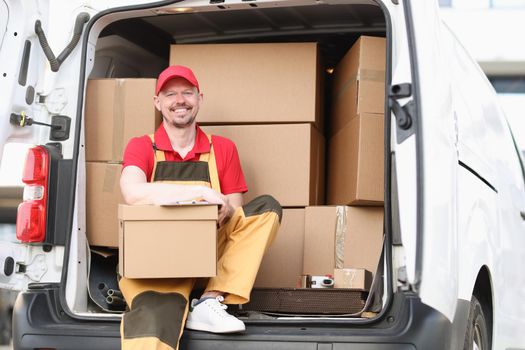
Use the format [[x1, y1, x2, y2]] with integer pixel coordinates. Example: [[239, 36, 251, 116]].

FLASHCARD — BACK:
[[123, 291, 187, 347], [242, 195, 282, 223]]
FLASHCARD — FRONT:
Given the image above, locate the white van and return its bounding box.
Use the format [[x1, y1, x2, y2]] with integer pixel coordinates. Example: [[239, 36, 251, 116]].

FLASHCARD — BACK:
[[1, 0, 525, 349]]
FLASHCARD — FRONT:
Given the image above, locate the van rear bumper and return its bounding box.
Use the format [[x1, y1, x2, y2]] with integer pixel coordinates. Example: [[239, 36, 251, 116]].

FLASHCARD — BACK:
[[12, 287, 468, 350]]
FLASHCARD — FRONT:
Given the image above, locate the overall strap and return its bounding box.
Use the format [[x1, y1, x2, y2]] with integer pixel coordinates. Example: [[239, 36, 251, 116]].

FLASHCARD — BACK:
[[202, 133, 221, 193], [148, 134, 165, 182]]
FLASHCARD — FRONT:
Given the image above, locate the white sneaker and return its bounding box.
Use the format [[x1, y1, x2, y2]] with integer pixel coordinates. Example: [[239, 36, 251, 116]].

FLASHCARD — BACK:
[[185, 296, 246, 333]]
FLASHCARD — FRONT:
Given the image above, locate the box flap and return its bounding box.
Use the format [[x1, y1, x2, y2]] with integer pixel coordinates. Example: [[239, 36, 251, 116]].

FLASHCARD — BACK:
[[118, 204, 218, 221]]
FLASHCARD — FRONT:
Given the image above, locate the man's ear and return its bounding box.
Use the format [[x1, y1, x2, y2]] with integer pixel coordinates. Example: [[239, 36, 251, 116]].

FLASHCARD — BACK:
[[199, 92, 204, 103], [153, 95, 161, 111]]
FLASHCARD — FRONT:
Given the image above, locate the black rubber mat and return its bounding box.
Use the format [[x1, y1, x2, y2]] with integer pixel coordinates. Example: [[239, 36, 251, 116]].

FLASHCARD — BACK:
[[239, 288, 368, 315]]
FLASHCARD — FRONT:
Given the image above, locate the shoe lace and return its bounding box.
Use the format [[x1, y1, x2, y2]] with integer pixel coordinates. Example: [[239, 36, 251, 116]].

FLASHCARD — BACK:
[[210, 295, 228, 312]]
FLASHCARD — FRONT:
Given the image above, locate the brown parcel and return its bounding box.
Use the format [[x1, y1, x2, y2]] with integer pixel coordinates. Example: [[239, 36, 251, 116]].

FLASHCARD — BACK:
[[254, 209, 305, 288], [85, 79, 161, 162], [86, 162, 123, 248], [333, 268, 372, 290], [303, 206, 383, 281], [327, 113, 384, 205], [118, 204, 218, 279], [170, 43, 323, 129], [331, 35, 386, 135], [202, 124, 325, 207]]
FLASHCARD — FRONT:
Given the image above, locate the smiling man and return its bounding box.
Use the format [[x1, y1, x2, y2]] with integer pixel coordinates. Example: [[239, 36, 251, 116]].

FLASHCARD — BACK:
[[118, 65, 282, 350]]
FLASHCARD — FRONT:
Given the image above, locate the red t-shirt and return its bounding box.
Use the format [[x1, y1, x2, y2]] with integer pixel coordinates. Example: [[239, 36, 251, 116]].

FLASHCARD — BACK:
[[122, 124, 248, 195]]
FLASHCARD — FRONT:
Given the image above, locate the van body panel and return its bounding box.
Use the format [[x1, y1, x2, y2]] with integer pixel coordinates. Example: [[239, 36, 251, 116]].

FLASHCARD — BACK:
[[442, 20, 525, 349]]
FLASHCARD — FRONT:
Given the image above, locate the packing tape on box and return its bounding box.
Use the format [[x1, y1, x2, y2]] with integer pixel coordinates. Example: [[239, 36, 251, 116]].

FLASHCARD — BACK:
[[335, 205, 347, 269], [103, 163, 119, 193], [112, 79, 126, 162], [333, 68, 385, 102]]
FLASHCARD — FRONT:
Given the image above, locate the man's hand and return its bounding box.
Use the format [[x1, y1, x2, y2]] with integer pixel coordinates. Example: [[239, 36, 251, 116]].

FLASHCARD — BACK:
[[202, 188, 235, 227]]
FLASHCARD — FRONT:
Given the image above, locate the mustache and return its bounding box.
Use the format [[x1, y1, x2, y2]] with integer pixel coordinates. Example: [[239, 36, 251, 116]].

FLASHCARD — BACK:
[[169, 104, 191, 109]]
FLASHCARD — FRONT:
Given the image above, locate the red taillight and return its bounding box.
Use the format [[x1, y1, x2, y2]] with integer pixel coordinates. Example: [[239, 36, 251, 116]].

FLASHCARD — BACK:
[[16, 146, 49, 243]]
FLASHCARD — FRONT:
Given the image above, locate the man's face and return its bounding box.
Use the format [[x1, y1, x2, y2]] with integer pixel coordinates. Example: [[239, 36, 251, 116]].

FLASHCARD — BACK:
[[154, 77, 202, 129]]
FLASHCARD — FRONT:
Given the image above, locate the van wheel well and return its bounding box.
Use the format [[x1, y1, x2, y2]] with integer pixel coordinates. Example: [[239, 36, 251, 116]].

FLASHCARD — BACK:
[[472, 266, 493, 348]]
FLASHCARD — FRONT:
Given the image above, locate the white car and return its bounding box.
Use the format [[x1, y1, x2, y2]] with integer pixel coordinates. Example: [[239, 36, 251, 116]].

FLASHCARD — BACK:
[[0, 0, 524, 349]]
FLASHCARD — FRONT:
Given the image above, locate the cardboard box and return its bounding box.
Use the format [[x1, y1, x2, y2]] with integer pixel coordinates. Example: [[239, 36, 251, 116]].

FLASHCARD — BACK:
[[254, 209, 305, 288], [333, 268, 372, 290], [85, 79, 161, 162], [118, 204, 218, 278], [202, 124, 325, 207], [303, 206, 383, 279], [327, 113, 384, 205], [331, 36, 386, 135], [170, 43, 323, 128], [86, 162, 123, 248]]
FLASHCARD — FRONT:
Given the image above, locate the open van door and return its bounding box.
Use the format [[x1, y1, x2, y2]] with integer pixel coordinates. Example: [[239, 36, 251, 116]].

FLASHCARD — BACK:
[[0, 0, 80, 292], [0, 1, 41, 292], [391, 0, 459, 321]]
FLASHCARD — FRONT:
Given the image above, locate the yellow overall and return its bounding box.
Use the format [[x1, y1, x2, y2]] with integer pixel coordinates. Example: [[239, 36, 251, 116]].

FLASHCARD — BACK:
[[119, 133, 281, 350]]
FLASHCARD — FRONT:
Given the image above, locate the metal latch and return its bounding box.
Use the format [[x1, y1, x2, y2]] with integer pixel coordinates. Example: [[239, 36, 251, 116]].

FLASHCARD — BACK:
[[10, 112, 71, 141], [389, 83, 416, 143], [16, 254, 48, 282]]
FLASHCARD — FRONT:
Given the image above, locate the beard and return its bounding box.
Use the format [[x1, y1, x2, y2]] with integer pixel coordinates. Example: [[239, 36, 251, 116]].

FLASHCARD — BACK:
[[163, 114, 196, 129], [162, 105, 198, 129]]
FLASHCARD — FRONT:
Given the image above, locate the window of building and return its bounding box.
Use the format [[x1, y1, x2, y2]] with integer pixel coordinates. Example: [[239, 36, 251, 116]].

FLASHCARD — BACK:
[[489, 76, 525, 94]]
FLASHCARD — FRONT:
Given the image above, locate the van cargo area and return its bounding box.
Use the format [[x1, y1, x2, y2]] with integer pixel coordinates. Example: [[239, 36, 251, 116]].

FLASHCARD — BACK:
[[77, 0, 389, 323]]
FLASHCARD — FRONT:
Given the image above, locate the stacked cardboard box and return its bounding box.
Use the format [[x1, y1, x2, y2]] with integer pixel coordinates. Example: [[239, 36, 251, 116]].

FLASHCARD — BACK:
[[327, 36, 386, 205], [169, 43, 323, 128], [303, 206, 383, 290], [254, 209, 305, 288], [85, 78, 161, 247], [202, 124, 325, 207]]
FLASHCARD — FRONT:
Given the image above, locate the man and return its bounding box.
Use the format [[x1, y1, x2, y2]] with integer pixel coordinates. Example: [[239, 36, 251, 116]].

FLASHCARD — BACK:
[[119, 65, 282, 350]]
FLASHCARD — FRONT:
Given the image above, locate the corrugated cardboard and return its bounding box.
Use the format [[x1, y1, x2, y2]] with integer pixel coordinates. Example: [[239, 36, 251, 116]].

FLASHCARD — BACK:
[[327, 113, 384, 205], [254, 209, 305, 288], [86, 162, 123, 248], [202, 124, 325, 207], [170, 43, 323, 129], [331, 36, 386, 135], [118, 204, 218, 278], [85, 79, 161, 162], [333, 268, 372, 290], [303, 206, 383, 279]]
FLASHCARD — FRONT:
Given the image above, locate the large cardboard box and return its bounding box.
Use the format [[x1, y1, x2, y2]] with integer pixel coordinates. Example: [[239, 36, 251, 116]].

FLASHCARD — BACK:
[[254, 209, 305, 288], [202, 124, 325, 207], [118, 204, 218, 279], [86, 162, 123, 248], [331, 36, 386, 135], [303, 206, 383, 280], [85, 79, 161, 162], [327, 113, 384, 205], [170, 43, 323, 128]]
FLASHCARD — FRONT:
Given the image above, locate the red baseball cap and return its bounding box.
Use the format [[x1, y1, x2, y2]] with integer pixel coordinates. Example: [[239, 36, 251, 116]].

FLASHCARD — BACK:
[[155, 65, 200, 95]]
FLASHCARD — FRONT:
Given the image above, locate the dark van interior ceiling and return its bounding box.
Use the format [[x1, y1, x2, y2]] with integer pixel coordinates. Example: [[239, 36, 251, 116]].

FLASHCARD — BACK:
[[100, 3, 385, 67]]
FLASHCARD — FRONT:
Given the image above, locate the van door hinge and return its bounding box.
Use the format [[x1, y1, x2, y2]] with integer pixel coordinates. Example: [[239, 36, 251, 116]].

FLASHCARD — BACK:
[[389, 83, 416, 143], [397, 266, 412, 291], [16, 254, 47, 282]]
